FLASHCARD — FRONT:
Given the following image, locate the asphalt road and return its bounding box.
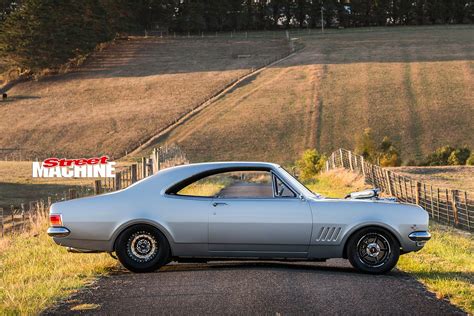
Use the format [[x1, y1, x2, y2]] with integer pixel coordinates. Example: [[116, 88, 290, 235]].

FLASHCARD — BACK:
[[45, 259, 464, 315], [45, 182, 464, 315]]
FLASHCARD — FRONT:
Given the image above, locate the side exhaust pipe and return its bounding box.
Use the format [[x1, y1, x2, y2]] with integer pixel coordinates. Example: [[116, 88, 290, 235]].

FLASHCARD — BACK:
[[66, 247, 102, 254]]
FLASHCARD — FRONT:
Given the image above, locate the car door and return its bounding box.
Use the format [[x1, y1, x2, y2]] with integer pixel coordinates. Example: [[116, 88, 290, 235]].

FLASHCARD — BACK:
[[209, 172, 313, 257]]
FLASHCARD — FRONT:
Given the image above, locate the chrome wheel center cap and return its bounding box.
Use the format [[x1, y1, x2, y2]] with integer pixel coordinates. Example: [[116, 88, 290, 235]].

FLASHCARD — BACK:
[[366, 242, 381, 257], [136, 239, 151, 254]]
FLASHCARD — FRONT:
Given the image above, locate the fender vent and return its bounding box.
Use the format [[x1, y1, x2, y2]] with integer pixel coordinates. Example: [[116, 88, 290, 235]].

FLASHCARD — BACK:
[[316, 226, 342, 242]]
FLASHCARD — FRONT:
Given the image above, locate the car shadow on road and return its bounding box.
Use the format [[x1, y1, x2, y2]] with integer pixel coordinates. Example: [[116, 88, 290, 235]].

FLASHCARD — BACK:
[[155, 260, 398, 276]]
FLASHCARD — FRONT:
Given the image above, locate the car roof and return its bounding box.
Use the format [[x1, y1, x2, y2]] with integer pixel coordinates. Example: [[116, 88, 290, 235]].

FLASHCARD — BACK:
[[131, 161, 282, 192]]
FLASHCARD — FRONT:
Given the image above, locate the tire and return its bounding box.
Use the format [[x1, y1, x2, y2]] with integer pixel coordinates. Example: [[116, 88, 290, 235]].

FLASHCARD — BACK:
[[115, 224, 170, 273], [347, 227, 400, 274]]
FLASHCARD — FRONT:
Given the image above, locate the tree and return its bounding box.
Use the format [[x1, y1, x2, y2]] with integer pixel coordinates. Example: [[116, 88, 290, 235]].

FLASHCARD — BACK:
[[296, 149, 327, 181], [467, 153, 474, 166], [448, 146, 471, 165], [379, 136, 401, 167], [0, 0, 112, 72], [355, 128, 377, 162]]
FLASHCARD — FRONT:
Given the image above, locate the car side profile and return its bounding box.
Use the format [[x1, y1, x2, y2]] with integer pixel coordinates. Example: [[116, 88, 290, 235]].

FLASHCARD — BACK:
[[48, 162, 431, 274]]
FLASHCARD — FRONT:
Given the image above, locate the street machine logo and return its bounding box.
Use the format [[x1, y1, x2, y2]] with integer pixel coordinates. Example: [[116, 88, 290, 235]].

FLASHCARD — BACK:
[[32, 156, 116, 178]]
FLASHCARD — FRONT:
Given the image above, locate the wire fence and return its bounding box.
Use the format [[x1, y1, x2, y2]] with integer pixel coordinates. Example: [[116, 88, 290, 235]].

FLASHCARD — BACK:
[[326, 148, 473, 232]]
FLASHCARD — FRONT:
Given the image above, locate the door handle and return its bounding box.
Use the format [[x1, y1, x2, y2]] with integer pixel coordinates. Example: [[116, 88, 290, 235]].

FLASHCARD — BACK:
[[212, 202, 228, 207]]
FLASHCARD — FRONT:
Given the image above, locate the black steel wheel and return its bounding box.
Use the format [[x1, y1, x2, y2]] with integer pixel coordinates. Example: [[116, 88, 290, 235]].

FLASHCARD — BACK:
[[115, 224, 170, 273], [347, 227, 400, 274]]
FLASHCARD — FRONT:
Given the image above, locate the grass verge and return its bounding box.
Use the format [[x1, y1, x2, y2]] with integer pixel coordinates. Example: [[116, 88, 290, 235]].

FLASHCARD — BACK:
[[398, 224, 473, 313], [0, 218, 116, 314], [309, 169, 473, 314]]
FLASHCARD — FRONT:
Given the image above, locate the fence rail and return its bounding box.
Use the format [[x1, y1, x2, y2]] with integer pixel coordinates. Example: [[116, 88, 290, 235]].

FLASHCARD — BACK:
[[326, 148, 473, 232], [0, 144, 189, 237]]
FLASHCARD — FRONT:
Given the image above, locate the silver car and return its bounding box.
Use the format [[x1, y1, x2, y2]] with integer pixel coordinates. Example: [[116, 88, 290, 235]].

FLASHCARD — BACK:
[[48, 162, 431, 274]]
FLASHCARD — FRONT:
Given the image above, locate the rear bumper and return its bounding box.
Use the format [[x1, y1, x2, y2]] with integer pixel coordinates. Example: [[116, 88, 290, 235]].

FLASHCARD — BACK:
[[47, 226, 70, 238]]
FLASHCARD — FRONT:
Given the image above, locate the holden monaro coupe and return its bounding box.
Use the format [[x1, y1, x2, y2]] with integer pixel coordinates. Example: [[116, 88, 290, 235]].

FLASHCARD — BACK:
[[48, 162, 430, 274]]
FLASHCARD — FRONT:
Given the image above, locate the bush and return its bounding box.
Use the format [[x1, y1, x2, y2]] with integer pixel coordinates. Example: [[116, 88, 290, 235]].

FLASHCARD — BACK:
[[355, 128, 377, 163], [448, 147, 471, 165], [467, 153, 474, 166], [379, 136, 401, 167], [296, 149, 327, 181], [424, 145, 471, 166]]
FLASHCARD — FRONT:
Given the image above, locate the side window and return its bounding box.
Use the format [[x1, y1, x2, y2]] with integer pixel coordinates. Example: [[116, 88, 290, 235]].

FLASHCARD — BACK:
[[177, 170, 273, 198], [274, 175, 296, 198]]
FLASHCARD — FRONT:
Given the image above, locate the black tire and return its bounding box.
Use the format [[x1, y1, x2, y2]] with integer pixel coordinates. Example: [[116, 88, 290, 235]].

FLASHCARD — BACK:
[[115, 224, 170, 273], [347, 227, 400, 274]]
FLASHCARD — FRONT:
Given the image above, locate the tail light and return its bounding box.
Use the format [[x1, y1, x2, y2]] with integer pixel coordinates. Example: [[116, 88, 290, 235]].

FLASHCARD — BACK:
[[49, 214, 63, 227]]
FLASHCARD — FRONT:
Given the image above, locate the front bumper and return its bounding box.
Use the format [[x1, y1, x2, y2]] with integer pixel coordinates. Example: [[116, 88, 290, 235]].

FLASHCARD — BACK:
[[408, 231, 431, 247], [47, 226, 70, 238]]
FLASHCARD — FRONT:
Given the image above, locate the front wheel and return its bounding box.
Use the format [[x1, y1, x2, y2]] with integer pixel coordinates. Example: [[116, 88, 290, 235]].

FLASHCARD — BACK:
[[347, 227, 400, 274], [115, 224, 170, 273]]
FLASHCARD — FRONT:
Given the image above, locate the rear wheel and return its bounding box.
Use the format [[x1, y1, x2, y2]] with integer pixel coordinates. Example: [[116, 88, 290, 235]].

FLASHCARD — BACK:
[[115, 224, 170, 273], [347, 227, 400, 274]]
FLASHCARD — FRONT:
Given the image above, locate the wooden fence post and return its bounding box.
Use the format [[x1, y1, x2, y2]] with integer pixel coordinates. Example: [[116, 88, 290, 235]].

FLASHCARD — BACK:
[[415, 182, 421, 205], [0, 208, 3, 238], [11, 205, 14, 232], [131, 164, 137, 183], [430, 186, 434, 219], [464, 192, 470, 229], [361, 157, 366, 177], [68, 189, 77, 200], [339, 149, 344, 168], [348, 151, 353, 171], [115, 172, 122, 191], [436, 188, 440, 221], [94, 180, 102, 195], [451, 189, 459, 226], [141, 157, 147, 178], [385, 170, 393, 196], [152, 148, 158, 173], [21, 203, 25, 230]]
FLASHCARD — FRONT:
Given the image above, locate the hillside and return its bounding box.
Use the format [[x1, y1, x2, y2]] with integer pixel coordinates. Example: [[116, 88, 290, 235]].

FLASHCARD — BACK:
[[143, 26, 473, 164], [0, 36, 290, 158]]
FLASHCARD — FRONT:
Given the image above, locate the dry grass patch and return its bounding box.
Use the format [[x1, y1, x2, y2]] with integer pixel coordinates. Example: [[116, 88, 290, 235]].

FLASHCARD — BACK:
[[150, 26, 473, 163], [155, 62, 322, 163], [306, 169, 369, 198], [0, 217, 116, 315], [0, 37, 289, 158], [388, 166, 474, 192]]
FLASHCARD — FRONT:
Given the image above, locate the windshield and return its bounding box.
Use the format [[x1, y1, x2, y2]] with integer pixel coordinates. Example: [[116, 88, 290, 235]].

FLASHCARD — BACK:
[[278, 167, 323, 199]]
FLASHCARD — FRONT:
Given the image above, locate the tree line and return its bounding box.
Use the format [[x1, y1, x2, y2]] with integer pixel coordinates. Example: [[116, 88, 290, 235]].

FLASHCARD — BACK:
[[1, 0, 473, 74]]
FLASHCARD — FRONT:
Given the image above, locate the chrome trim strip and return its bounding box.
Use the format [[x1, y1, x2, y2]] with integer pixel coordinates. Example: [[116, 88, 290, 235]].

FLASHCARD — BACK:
[[408, 231, 431, 241], [47, 227, 70, 238]]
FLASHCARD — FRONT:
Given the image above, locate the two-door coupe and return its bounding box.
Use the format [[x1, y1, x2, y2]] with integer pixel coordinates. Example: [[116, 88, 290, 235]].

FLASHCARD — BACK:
[[48, 162, 431, 274]]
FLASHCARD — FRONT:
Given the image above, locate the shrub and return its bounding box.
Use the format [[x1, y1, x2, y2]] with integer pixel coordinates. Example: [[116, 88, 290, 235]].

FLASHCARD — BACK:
[[355, 128, 377, 162], [467, 153, 474, 166], [448, 147, 471, 165], [379, 136, 401, 167], [424, 145, 455, 166], [296, 149, 327, 181], [424, 145, 471, 166]]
